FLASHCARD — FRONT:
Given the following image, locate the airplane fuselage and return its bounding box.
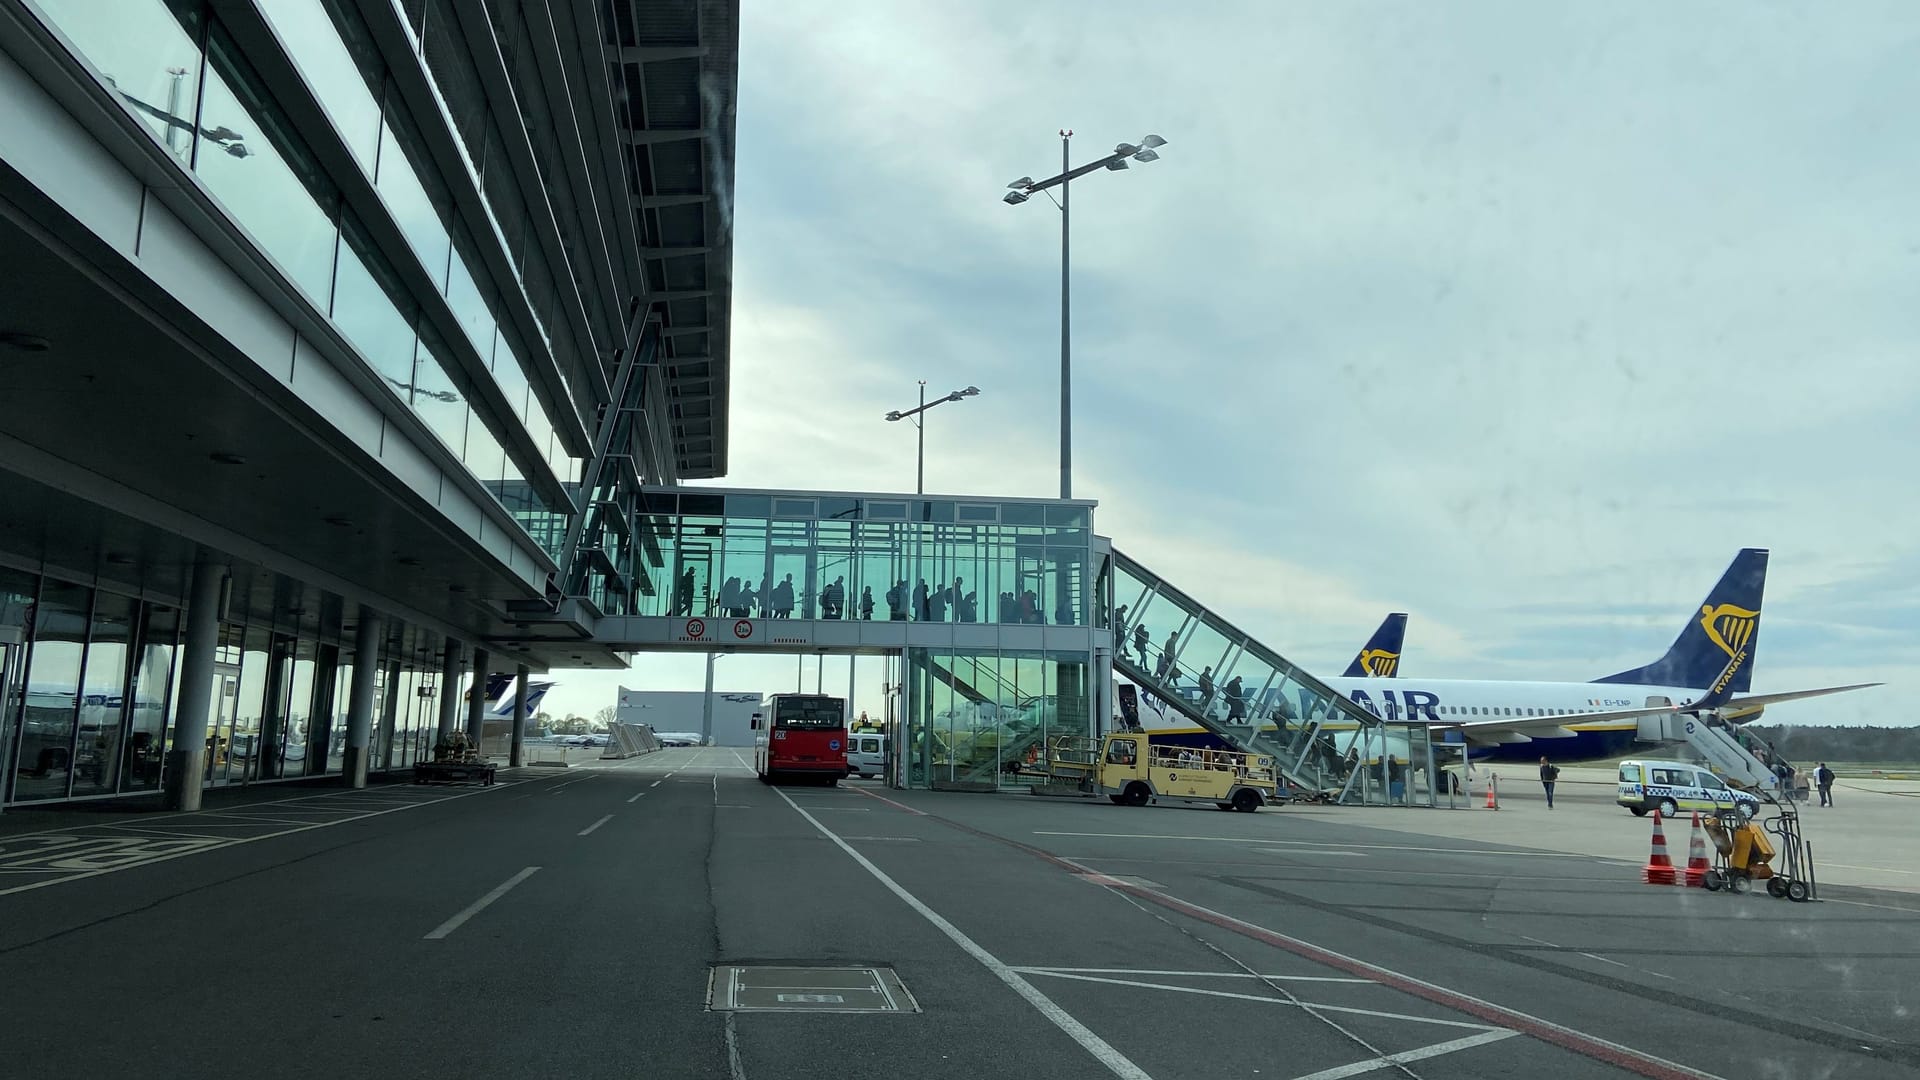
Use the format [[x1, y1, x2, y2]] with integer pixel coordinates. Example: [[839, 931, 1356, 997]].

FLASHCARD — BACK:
[[1134, 675, 1712, 764]]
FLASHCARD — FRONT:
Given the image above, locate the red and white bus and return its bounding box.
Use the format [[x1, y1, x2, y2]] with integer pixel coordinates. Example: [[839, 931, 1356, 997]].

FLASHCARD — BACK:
[[752, 693, 848, 785]]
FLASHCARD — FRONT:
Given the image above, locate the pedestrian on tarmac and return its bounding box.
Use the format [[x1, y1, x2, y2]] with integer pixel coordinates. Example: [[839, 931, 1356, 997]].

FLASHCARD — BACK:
[[1539, 755, 1560, 809], [1816, 762, 1835, 807]]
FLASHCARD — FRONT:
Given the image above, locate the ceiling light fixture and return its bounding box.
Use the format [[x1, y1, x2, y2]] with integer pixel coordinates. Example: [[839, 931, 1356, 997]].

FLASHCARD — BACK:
[[0, 332, 50, 352]]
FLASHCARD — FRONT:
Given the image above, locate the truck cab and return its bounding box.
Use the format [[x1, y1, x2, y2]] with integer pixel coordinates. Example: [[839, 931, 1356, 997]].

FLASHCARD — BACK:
[[1097, 731, 1279, 813]]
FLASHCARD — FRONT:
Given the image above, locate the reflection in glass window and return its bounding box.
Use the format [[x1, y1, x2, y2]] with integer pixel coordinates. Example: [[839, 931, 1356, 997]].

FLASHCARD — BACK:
[[410, 329, 470, 461], [260, 0, 383, 173], [331, 219, 419, 401], [197, 27, 341, 306], [124, 603, 178, 792], [17, 581, 90, 801], [39, 0, 203, 167], [70, 591, 135, 797]]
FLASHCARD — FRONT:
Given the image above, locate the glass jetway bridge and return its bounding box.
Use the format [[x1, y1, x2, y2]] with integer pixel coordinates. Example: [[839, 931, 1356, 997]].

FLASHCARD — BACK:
[[529, 484, 1445, 804]]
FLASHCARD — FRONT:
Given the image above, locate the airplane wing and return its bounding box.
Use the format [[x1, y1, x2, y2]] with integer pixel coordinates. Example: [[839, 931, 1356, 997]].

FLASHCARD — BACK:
[[1726, 683, 1882, 709], [1441, 703, 1681, 745]]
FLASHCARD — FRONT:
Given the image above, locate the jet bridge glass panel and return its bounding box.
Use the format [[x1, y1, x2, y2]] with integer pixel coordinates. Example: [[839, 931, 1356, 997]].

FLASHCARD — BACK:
[[630, 490, 1093, 628]]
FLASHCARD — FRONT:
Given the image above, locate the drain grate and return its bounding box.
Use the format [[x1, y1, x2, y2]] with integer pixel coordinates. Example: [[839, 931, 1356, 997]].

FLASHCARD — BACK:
[[709, 965, 918, 1013]]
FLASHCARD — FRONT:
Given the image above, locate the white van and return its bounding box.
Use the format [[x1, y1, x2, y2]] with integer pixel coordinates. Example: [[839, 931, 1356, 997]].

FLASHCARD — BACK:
[[846, 732, 886, 778], [1617, 759, 1759, 819]]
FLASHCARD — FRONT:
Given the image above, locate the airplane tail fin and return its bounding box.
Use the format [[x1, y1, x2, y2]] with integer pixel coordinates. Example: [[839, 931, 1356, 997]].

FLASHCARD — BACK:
[[1593, 548, 1767, 692], [1342, 613, 1408, 678]]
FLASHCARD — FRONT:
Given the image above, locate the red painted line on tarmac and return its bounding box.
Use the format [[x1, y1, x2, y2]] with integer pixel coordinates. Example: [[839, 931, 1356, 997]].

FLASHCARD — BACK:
[[848, 786, 928, 816], [896, 805, 1725, 1080]]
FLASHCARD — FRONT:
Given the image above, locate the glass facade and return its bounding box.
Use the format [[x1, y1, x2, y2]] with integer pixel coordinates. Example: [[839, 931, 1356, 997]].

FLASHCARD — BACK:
[[627, 490, 1095, 627], [0, 561, 452, 805], [904, 648, 1092, 791], [34, 0, 575, 543]]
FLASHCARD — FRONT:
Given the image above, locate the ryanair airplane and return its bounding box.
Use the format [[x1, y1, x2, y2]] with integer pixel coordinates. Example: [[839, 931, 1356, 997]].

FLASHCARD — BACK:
[[1130, 549, 1879, 764]]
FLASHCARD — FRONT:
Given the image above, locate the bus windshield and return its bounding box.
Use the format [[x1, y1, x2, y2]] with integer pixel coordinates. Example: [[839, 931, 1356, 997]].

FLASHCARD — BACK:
[[774, 696, 844, 730]]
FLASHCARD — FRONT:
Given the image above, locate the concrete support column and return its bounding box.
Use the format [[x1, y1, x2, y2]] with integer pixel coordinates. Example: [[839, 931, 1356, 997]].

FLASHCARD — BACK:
[[510, 666, 529, 767], [341, 607, 381, 788], [163, 559, 227, 811], [436, 640, 463, 742], [466, 647, 489, 745]]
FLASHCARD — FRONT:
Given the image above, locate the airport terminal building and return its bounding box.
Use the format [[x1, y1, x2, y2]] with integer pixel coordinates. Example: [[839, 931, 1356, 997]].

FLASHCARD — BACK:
[[0, 0, 738, 806]]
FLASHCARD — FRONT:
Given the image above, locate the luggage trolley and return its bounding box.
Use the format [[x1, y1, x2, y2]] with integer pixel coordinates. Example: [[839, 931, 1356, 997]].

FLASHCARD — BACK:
[[1701, 796, 1815, 902]]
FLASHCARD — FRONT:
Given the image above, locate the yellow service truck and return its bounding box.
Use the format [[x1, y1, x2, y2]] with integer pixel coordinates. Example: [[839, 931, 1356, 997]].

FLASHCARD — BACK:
[[1094, 732, 1279, 812]]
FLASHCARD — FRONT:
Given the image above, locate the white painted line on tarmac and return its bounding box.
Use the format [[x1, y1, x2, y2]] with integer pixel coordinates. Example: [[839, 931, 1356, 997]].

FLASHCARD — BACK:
[[0, 784, 509, 898], [651, 781, 663, 788], [1018, 968, 1370, 984], [423, 867, 541, 940], [1825, 898, 1920, 913], [842, 836, 921, 842], [1288, 1030, 1520, 1080], [1581, 953, 1632, 969], [1013, 971, 1497, 1029], [578, 815, 614, 837], [774, 787, 1155, 1080], [627, 792, 646, 804], [1260, 848, 1367, 857], [1821, 862, 1919, 876], [730, 749, 753, 771]]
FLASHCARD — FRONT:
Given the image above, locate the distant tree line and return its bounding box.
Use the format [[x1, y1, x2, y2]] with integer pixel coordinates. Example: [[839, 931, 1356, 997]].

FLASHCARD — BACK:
[[1749, 725, 1920, 764]]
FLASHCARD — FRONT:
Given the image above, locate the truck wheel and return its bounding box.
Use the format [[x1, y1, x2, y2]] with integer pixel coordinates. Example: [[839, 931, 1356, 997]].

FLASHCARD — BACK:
[[824, 776, 839, 787], [1216, 802, 1233, 811], [1121, 783, 1150, 807], [1232, 789, 1263, 813]]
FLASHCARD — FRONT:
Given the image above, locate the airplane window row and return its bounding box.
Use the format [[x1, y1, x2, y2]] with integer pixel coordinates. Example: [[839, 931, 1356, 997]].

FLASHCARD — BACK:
[[1430, 706, 1602, 717]]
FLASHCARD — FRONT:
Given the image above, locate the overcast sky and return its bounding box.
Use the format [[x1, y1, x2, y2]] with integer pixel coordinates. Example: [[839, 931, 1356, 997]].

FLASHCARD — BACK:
[[544, 1, 1915, 726]]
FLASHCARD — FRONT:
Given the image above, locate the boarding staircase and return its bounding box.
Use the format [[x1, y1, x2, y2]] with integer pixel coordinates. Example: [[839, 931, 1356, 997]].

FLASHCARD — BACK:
[[1108, 549, 1383, 799], [1683, 716, 1798, 796]]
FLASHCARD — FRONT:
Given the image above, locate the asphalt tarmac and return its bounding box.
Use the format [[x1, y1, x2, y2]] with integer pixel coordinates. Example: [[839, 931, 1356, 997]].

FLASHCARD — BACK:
[[2, 747, 1915, 1080]]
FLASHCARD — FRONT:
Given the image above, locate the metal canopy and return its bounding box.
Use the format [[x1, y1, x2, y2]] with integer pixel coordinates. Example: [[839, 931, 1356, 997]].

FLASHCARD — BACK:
[[605, 0, 738, 481]]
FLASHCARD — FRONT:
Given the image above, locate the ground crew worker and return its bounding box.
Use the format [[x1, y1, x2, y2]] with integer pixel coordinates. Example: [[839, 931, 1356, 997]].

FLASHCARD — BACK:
[[1538, 755, 1560, 809], [1816, 762, 1835, 807]]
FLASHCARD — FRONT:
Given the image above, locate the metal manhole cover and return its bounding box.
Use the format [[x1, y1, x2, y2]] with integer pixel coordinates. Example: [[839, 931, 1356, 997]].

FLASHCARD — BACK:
[[709, 965, 918, 1013]]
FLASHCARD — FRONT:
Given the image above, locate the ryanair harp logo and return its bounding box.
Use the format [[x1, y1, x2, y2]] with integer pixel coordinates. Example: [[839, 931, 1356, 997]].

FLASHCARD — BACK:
[[1699, 603, 1758, 658], [1359, 649, 1400, 678]]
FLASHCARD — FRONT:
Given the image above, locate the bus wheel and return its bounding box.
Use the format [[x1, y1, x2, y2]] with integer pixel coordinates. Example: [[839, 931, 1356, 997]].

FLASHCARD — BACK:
[[824, 776, 839, 788], [759, 771, 774, 785], [1232, 789, 1263, 813], [1121, 783, 1151, 807]]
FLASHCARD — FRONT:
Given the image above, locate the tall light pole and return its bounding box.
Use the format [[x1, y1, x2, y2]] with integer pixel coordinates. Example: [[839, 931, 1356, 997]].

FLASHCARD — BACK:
[[884, 382, 981, 494], [1005, 132, 1168, 499]]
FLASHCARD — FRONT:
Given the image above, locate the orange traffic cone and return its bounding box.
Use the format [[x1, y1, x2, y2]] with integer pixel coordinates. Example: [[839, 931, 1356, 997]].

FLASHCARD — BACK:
[[1683, 812, 1711, 887], [1484, 774, 1499, 810], [1643, 809, 1676, 885]]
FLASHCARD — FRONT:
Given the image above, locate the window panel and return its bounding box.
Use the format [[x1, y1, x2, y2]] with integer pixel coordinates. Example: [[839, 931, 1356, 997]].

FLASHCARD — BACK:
[[70, 591, 135, 797], [123, 603, 178, 792], [38, 0, 203, 167], [15, 581, 88, 801], [261, 0, 383, 173], [198, 26, 342, 306], [410, 328, 470, 461], [375, 111, 452, 290], [331, 217, 419, 401]]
